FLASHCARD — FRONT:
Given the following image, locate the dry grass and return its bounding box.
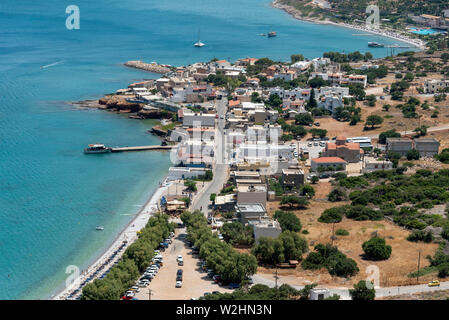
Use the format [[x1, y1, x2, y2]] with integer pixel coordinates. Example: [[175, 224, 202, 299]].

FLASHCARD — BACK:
[[260, 197, 440, 288]]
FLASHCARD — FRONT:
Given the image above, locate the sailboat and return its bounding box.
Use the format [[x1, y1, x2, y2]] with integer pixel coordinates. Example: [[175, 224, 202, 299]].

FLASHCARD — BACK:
[[194, 28, 205, 47]]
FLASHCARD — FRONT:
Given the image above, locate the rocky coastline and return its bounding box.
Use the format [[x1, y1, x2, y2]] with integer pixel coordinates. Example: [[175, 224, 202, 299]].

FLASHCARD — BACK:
[[70, 95, 175, 120]]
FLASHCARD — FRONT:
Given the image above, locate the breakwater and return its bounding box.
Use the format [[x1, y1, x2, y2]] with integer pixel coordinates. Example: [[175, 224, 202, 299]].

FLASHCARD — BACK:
[[124, 60, 171, 74]]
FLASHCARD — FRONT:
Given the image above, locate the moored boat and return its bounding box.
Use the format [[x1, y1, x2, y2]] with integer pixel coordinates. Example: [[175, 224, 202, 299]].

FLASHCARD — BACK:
[[84, 144, 111, 154], [368, 41, 384, 47]]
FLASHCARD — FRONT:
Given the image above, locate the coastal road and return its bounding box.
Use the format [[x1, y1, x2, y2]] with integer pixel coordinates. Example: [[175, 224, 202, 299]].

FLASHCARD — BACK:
[[192, 98, 229, 216], [252, 273, 449, 300]]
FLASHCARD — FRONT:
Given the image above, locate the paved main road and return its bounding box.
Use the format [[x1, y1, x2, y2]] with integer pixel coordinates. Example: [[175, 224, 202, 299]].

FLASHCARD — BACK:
[[192, 98, 229, 216], [252, 274, 449, 300]]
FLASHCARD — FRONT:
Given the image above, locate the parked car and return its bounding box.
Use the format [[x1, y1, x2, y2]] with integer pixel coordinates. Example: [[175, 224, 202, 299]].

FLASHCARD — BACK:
[[228, 283, 240, 289], [130, 286, 140, 293], [176, 281, 182, 288], [176, 274, 183, 281], [212, 275, 222, 283], [428, 280, 440, 287], [125, 291, 135, 297], [319, 173, 330, 179], [314, 122, 320, 126], [178, 260, 184, 266], [176, 255, 183, 262]]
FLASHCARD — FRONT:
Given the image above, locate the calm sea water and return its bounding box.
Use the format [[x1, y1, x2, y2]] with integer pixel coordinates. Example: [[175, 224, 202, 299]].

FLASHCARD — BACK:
[[0, 0, 417, 300]]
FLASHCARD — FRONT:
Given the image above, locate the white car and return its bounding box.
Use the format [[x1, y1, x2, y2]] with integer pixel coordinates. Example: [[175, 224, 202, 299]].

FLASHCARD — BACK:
[[176, 255, 183, 262], [131, 286, 140, 293], [125, 291, 135, 297], [176, 281, 182, 288]]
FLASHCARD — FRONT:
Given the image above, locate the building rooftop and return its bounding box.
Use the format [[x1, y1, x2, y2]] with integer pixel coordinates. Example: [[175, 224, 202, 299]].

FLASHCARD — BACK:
[[237, 184, 267, 193], [235, 203, 266, 213], [282, 169, 304, 175], [312, 157, 346, 163]]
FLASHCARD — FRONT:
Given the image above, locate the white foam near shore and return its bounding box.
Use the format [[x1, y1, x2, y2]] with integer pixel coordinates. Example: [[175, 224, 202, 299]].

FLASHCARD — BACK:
[[52, 181, 171, 300]]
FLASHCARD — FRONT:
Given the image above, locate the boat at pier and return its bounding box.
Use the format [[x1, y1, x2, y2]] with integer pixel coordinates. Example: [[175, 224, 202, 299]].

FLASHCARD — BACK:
[[368, 41, 384, 47], [84, 144, 111, 154]]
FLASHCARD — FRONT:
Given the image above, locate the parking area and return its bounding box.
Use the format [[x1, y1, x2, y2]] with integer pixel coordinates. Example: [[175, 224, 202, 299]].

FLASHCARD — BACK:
[[134, 227, 232, 300], [297, 141, 325, 165]]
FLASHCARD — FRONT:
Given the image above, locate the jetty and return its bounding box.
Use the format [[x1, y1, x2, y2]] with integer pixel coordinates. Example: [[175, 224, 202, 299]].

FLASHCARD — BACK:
[[110, 145, 176, 152], [124, 60, 171, 74]]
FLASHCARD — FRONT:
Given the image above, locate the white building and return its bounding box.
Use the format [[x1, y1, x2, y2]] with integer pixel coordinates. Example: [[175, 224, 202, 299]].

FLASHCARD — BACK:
[[182, 110, 216, 127], [166, 167, 207, 181], [423, 79, 449, 94], [249, 218, 282, 243]]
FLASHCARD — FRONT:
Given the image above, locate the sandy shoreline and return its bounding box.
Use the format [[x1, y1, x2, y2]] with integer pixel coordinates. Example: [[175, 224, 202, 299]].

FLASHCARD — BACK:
[[271, 0, 426, 50], [51, 178, 171, 300]]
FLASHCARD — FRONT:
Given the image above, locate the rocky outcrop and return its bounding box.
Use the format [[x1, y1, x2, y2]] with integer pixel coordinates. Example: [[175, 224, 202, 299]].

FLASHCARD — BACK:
[[99, 95, 143, 113]]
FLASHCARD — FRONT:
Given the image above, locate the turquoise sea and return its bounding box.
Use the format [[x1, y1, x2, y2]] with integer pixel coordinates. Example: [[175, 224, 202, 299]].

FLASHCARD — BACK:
[[0, 0, 417, 299]]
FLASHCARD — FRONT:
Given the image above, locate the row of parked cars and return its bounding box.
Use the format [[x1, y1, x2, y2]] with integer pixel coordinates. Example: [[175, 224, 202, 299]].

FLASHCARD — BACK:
[[121, 231, 175, 300]]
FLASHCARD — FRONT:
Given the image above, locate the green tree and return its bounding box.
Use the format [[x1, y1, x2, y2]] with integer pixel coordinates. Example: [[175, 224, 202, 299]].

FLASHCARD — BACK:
[[273, 210, 302, 232], [365, 115, 384, 129], [349, 280, 375, 300], [280, 195, 309, 209], [406, 149, 420, 161], [362, 237, 392, 261]]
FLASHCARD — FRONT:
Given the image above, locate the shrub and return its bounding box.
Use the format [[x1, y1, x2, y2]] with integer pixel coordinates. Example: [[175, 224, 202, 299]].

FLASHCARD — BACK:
[[318, 206, 345, 223], [328, 188, 347, 202], [362, 237, 392, 261], [302, 244, 359, 277], [406, 231, 433, 243], [406, 149, 420, 160], [336, 229, 349, 236], [438, 263, 449, 278]]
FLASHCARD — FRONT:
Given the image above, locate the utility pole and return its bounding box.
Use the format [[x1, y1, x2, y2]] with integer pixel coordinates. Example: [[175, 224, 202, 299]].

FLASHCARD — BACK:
[[274, 266, 279, 300], [331, 222, 335, 246], [148, 288, 152, 300], [417, 249, 421, 283], [274, 266, 279, 290]]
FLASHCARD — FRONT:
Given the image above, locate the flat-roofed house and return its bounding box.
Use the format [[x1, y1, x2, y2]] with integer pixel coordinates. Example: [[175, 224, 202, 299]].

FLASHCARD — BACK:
[[362, 157, 393, 173], [414, 138, 440, 157], [386, 138, 413, 156], [235, 203, 267, 224], [249, 218, 282, 243], [311, 157, 347, 172], [182, 110, 216, 127], [237, 184, 267, 207], [282, 169, 305, 189], [230, 170, 262, 183]]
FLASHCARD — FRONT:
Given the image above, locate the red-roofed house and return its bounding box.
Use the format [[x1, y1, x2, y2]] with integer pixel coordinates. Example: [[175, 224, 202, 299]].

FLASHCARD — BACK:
[[321, 136, 363, 163], [311, 157, 347, 172]]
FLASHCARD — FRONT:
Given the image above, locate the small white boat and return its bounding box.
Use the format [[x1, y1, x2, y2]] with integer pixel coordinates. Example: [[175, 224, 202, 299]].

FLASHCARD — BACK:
[[194, 27, 205, 47], [96, 226, 104, 231]]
